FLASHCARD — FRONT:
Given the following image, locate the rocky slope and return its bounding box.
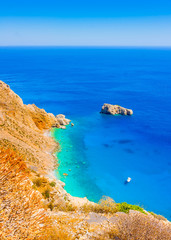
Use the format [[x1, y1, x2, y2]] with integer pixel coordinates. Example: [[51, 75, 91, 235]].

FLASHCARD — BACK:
[[0, 80, 170, 240], [0, 80, 70, 174]]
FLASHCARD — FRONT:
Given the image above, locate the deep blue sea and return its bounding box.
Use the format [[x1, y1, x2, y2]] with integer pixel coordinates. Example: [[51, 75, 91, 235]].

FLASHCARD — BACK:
[[0, 47, 171, 219]]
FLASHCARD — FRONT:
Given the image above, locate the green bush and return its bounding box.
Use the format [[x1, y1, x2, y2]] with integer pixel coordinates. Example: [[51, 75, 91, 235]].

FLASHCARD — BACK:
[[33, 177, 47, 187], [42, 187, 50, 199], [49, 181, 56, 187], [81, 197, 146, 215], [33, 178, 42, 187], [117, 202, 146, 214]]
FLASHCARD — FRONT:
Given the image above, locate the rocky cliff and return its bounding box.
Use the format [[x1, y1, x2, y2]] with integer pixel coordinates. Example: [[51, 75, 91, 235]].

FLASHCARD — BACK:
[[0, 80, 71, 174]]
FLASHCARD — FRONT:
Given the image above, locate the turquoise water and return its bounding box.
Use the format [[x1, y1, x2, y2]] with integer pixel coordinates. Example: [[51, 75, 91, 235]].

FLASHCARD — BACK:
[[53, 111, 171, 219], [0, 47, 170, 219]]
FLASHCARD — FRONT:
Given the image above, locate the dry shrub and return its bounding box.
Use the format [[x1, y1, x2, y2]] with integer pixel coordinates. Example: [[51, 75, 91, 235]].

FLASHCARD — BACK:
[[98, 210, 171, 240], [32, 176, 52, 200], [149, 211, 167, 221], [33, 176, 47, 187], [46, 214, 85, 240], [0, 147, 56, 239], [54, 201, 78, 212], [81, 196, 118, 214], [41, 228, 72, 240], [36, 218, 72, 240]]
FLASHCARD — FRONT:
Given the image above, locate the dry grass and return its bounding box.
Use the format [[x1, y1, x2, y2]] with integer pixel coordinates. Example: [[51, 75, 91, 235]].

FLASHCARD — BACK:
[[0, 147, 46, 239], [81, 196, 118, 214], [0, 147, 72, 240], [55, 202, 78, 212], [94, 211, 171, 240], [40, 228, 72, 240], [148, 211, 168, 221], [32, 176, 52, 200]]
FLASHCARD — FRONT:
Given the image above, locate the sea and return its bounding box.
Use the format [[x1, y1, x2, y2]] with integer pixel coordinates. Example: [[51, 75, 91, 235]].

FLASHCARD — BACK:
[[0, 47, 170, 219]]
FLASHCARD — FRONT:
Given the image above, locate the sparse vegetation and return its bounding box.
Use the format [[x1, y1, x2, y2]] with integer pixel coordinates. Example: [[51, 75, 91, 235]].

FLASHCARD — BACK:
[[33, 177, 44, 187], [148, 211, 167, 221], [117, 202, 146, 214], [81, 196, 146, 215], [95, 210, 171, 240], [81, 196, 117, 214], [48, 201, 54, 211], [0, 147, 51, 239], [32, 176, 54, 200], [42, 187, 51, 199], [49, 181, 56, 187]]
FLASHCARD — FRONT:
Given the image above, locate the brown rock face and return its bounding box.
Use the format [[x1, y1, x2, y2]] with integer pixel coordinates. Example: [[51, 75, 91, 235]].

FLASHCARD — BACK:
[[100, 103, 133, 116], [0, 80, 70, 174]]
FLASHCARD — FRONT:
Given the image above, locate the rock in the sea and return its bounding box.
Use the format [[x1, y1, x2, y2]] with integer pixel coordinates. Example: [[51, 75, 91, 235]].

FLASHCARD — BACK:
[[52, 114, 71, 128], [55, 114, 71, 125], [60, 126, 66, 129], [100, 103, 133, 116]]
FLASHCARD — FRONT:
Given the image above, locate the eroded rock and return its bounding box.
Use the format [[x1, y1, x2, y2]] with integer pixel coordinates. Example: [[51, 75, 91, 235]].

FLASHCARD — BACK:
[[54, 114, 71, 128], [100, 103, 133, 116]]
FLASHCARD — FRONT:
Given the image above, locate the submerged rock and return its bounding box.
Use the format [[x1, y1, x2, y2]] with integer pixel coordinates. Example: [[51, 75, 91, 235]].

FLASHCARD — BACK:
[[100, 103, 133, 116], [63, 173, 68, 176]]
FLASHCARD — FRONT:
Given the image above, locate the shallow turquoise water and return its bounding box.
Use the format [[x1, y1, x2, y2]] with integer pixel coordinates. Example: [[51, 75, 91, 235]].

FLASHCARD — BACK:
[[0, 47, 170, 219], [53, 122, 103, 202], [53, 111, 171, 219]]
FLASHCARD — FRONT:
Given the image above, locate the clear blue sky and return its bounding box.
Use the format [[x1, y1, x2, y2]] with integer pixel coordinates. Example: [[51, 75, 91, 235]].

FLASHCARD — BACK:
[[0, 0, 171, 46]]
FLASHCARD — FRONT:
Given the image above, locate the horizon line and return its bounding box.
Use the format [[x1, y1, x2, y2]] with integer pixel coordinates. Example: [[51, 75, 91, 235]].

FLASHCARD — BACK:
[[0, 45, 171, 48]]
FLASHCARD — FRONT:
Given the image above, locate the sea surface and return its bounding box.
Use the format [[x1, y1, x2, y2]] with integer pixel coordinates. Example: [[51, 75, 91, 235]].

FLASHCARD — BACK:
[[0, 47, 171, 219]]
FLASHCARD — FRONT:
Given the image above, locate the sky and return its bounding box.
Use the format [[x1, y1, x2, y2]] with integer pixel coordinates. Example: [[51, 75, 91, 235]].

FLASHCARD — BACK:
[[0, 0, 171, 46]]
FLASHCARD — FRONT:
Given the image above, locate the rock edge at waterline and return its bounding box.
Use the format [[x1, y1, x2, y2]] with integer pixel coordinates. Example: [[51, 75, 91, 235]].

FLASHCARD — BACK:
[[100, 103, 133, 116]]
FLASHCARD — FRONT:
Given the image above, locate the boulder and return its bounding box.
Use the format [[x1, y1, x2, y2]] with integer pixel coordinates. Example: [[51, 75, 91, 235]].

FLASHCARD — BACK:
[[55, 114, 71, 126], [56, 114, 66, 119], [100, 103, 133, 116]]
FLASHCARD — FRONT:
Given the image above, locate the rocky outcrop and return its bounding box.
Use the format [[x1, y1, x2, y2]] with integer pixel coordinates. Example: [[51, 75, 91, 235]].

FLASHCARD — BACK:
[[53, 114, 71, 129], [0, 80, 70, 131], [100, 103, 133, 116]]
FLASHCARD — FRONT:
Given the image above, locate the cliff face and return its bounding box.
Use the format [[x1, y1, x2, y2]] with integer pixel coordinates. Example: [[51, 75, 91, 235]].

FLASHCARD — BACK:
[[0, 80, 67, 174], [0, 81, 171, 240]]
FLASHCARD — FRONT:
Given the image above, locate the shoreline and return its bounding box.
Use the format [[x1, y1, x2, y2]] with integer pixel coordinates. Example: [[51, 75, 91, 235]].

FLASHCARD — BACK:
[[45, 126, 95, 208]]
